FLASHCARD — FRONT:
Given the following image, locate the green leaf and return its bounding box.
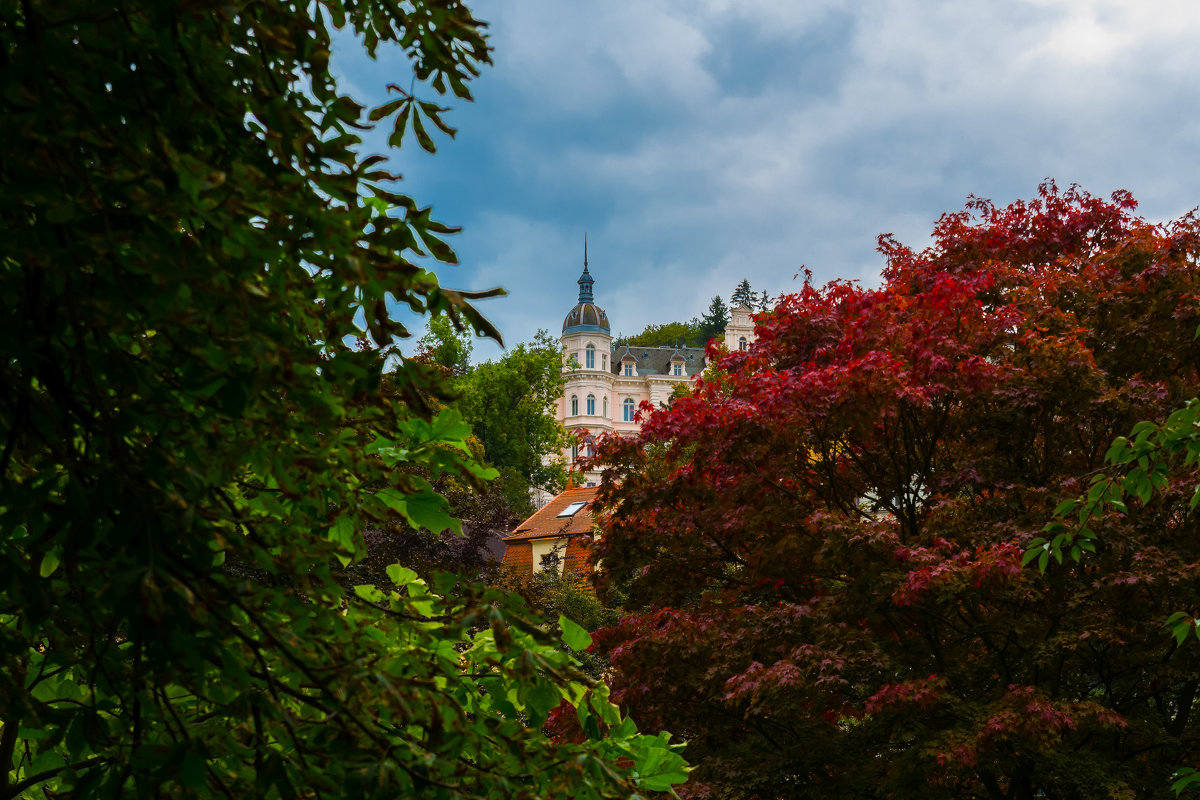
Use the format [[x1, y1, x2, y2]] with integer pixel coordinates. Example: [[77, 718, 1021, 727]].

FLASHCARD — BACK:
[[386, 564, 419, 587], [641, 770, 690, 793], [524, 679, 561, 728], [328, 516, 356, 550], [1052, 499, 1078, 517], [393, 489, 462, 535], [180, 750, 207, 788], [411, 108, 436, 153], [388, 104, 412, 148], [369, 96, 407, 122], [589, 690, 621, 727], [559, 614, 592, 651], [353, 584, 384, 603], [40, 550, 61, 577]]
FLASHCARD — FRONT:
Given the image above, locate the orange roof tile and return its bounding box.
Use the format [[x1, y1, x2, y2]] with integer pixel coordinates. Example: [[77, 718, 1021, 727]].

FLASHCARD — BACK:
[[502, 486, 599, 542]]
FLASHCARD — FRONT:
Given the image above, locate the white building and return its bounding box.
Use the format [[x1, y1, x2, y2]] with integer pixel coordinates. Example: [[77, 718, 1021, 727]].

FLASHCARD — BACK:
[[555, 255, 756, 485]]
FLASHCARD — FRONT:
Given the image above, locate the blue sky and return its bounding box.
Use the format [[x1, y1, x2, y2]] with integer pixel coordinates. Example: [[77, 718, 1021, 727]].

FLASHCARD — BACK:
[[332, 1, 1200, 358]]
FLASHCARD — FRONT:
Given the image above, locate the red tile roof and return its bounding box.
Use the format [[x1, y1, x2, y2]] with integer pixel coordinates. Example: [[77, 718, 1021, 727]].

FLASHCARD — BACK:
[[502, 486, 599, 542]]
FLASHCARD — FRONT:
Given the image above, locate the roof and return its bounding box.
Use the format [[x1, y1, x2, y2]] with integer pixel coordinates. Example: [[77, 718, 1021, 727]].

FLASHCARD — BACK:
[[503, 486, 599, 542], [609, 344, 707, 377], [562, 302, 610, 334]]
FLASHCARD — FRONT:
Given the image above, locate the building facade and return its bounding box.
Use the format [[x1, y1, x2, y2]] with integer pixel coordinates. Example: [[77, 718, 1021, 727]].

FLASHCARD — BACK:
[[500, 486, 598, 580], [555, 255, 756, 485]]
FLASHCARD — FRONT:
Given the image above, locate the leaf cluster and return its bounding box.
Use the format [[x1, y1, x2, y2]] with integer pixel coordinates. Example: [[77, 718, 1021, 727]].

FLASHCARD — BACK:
[[0, 2, 683, 797], [593, 182, 1200, 799]]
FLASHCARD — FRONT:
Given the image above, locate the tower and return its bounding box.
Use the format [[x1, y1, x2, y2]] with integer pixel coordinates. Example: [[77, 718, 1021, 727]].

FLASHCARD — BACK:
[[559, 238, 614, 481]]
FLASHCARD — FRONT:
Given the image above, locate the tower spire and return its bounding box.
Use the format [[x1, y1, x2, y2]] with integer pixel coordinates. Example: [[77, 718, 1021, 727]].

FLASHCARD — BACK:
[[576, 234, 594, 303]]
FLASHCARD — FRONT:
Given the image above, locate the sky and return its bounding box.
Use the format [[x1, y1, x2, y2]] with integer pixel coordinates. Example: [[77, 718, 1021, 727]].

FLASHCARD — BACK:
[[332, 0, 1200, 359]]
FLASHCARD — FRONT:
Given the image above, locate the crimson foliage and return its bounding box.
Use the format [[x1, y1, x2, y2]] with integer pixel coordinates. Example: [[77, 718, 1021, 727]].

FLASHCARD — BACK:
[[593, 183, 1200, 799]]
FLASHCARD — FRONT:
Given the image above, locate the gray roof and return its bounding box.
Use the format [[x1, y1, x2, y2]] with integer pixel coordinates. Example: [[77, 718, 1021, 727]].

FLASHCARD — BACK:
[[611, 344, 707, 377]]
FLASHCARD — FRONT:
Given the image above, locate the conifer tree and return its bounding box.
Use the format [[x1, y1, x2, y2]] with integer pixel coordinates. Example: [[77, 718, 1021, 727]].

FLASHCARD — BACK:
[[730, 278, 755, 308], [698, 295, 730, 343]]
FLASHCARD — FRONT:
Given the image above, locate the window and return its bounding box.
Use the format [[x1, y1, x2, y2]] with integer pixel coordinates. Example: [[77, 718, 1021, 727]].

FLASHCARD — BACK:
[[570, 395, 578, 416], [571, 444, 578, 461], [739, 336, 747, 351], [602, 354, 607, 370], [623, 398, 635, 422], [673, 363, 682, 376], [586, 394, 595, 415], [602, 396, 608, 417], [624, 362, 633, 376], [557, 501, 587, 518], [585, 344, 595, 369]]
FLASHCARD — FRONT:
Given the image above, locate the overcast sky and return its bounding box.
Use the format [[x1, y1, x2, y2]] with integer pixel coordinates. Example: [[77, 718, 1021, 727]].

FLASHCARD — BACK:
[[332, 0, 1200, 358]]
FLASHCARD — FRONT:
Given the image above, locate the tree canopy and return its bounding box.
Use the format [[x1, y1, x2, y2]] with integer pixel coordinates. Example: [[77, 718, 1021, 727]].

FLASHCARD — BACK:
[[452, 330, 571, 513], [593, 183, 1200, 799], [0, 2, 685, 797], [614, 320, 706, 349], [417, 315, 475, 378]]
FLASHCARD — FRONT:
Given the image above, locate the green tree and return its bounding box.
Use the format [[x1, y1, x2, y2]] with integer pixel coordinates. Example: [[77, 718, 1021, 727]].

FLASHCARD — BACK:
[[417, 314, 475, 377], [730, 279, 755, 308], [697, 295, 730, 344], [614, 320, 705, 349], [454, 331, 570, 513], [0, 2, 686, 797]]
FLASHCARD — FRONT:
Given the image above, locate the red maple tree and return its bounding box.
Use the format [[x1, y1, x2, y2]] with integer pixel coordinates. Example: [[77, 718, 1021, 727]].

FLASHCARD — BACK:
[[592, 183, 1200, 799]]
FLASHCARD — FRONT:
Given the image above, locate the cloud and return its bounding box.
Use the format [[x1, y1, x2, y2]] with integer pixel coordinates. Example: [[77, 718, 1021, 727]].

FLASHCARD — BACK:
[[335, 0, 1200, 355]]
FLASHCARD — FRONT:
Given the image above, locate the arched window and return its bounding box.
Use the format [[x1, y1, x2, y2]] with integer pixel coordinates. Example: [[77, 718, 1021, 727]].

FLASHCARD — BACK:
[[739, 336, 747, 351], [570, 395, 578, 416], [623, 398, 635, 422], [585, 344, 595, 369], [602, 396, 608, 417], [586, 394, 595, 415]]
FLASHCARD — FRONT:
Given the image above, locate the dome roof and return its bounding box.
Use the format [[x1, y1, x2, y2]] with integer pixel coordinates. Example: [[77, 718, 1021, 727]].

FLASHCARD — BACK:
[[562, 302, 610, 334], [562, 259, 610, 334]]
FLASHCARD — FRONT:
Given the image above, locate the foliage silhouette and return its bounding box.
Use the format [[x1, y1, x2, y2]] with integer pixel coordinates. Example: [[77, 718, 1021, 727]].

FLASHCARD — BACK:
[[594, 183, 1200, 799], [0, 2, 686, 797]]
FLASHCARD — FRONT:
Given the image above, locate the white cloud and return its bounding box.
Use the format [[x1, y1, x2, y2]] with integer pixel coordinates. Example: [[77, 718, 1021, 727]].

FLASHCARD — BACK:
[[337, 1, 1200, 353]]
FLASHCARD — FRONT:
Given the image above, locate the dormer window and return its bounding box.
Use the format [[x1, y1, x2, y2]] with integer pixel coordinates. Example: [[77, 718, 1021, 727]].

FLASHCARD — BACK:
[[624, 362, 634, 376], [673, 363, 683, 376]]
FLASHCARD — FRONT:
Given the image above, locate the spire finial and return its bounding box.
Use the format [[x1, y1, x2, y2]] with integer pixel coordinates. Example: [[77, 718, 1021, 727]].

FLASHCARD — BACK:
[[576, 235, 595, 303]]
